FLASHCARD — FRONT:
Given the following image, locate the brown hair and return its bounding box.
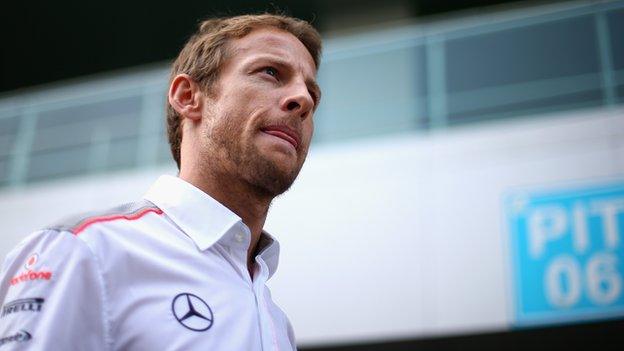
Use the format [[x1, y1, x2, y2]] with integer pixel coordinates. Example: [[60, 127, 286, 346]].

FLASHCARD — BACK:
[[166, 13, 322, 169]]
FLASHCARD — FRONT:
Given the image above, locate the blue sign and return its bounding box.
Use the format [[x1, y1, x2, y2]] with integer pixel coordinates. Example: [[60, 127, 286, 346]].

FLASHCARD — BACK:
[[506, 181, 624, 326]]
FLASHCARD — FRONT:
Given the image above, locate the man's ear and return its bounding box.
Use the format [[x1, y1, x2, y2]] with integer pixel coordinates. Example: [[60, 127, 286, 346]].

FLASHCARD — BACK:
[[168, 74, 203, 121]]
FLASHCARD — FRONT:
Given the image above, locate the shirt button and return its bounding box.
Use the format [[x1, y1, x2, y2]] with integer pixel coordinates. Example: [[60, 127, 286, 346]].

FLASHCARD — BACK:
[[234, 232, 245, 243]]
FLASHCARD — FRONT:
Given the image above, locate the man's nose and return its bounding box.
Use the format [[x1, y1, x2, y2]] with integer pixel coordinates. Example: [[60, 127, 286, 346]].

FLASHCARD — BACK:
[[280, 82, 314, 119]]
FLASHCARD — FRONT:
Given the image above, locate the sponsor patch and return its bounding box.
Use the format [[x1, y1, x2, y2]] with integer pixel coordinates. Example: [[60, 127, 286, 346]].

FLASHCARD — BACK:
[[0, 330, 31, 346], [1, 298, 45, 318], [24, 253, 38, 270], [10, 271, 52, 286], [171, 292, 214, 332]]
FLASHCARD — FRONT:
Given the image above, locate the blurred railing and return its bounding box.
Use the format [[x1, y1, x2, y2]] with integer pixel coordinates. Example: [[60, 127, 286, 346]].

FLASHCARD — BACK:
[[0, 0, 622, 188]]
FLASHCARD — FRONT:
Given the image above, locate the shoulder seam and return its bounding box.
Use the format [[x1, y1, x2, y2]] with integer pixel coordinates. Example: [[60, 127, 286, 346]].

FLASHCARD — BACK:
[[72, 207, 163, 236], [45, 200, 163, 236]]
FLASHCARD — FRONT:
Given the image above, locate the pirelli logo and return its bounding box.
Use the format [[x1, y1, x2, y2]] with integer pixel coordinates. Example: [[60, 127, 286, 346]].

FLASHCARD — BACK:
[[1, 298, 45, 318]]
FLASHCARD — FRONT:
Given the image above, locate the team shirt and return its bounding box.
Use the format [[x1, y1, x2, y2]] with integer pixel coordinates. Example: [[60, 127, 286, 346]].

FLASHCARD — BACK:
[[0, 175, 296, 350]]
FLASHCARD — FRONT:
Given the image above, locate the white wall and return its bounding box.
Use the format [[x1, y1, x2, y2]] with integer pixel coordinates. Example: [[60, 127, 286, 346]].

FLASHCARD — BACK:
[[0, 106, 622, 346]]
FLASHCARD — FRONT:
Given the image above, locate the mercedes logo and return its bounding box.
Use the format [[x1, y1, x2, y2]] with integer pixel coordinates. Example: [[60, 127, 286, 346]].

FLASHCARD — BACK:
[[171, 293, 214, 332]]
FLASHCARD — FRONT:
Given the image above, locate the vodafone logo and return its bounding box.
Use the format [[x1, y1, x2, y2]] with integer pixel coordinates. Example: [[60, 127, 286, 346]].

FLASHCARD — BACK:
[[24, 254, 38, 270], [10, 253, 52, 287], [10, 271, 52, 286]]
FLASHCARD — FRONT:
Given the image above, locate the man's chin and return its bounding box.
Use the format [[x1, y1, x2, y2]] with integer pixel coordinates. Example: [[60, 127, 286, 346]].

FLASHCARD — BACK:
[[247, 159, 301, 197]]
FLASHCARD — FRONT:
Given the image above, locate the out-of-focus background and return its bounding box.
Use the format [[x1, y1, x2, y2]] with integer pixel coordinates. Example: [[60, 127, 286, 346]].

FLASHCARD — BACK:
[[1, 0, 623, 349]]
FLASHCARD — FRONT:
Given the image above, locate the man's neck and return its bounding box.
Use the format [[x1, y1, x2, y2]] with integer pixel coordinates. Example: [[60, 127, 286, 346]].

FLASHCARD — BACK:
[[179, 169, 271, 277]]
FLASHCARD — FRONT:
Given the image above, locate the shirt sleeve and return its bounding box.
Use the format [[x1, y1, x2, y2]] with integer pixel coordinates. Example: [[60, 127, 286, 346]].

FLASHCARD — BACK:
[[0, 229, 109, 350]]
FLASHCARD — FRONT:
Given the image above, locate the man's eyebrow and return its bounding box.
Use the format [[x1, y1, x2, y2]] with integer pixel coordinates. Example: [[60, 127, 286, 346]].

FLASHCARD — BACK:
[[248, 54, 291, 71]]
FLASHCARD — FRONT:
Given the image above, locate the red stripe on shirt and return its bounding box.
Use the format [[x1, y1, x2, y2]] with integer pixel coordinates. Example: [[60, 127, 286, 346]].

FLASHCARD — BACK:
[[73, 207, 164, 236]]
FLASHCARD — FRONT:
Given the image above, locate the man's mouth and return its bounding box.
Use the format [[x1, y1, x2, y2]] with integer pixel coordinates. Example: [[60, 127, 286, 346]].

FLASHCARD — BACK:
[[260, 126, 300, 150]]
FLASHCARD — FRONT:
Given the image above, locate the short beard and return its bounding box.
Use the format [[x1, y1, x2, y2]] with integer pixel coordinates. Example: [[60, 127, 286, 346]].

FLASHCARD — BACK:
[[235, 138, 301, 198], [206, 125, 302, 199]]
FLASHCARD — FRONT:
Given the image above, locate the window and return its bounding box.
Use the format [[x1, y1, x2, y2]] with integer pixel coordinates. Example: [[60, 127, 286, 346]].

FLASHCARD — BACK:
[[27, 96, 142, 182], [314, 45, 427, 143], [607, 9, 624, 102], [0, 115, 19, 186], [445, 16, 603, 123]]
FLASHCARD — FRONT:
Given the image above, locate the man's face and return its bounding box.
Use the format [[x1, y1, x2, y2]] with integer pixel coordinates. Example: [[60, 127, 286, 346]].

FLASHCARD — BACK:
[[200, 27, 320, 197]]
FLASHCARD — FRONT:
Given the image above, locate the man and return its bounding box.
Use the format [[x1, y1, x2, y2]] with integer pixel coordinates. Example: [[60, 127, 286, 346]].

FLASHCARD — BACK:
[[0, 14, 321, 350]]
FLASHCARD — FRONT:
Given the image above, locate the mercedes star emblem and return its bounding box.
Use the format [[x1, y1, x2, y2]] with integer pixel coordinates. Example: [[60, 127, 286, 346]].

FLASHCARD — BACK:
[[171, 293, 214, 332]]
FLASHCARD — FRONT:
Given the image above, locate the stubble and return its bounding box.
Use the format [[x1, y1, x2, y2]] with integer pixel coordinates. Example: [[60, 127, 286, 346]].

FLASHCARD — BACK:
[[203, 111, 303, 198]]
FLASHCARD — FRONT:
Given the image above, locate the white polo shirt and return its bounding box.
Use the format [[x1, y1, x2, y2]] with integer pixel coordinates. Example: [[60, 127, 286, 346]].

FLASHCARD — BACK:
[[0, 175, 296, 350]]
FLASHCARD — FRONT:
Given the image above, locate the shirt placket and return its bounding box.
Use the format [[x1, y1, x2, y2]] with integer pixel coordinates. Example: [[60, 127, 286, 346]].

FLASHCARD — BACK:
[[226, 226, 277, 351], [253, 256, 280, 351]]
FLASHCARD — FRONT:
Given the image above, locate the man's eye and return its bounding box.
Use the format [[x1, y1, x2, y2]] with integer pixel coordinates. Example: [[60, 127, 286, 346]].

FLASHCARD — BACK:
[[264, 67, 278, 77]]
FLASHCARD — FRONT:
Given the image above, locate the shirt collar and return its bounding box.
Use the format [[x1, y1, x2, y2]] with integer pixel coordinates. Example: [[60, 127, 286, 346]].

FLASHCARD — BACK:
[[143, 175, 280, 278]]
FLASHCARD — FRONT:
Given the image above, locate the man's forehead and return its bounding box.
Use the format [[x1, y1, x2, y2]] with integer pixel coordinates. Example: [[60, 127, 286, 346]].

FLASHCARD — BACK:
[[237, 28, 298, 48], [243, 28, 295, 46], [232, 28, 316, 71]]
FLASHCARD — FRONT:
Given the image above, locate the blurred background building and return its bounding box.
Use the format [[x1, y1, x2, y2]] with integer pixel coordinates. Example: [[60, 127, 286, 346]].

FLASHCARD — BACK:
[[1, 0, 623, 349]]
